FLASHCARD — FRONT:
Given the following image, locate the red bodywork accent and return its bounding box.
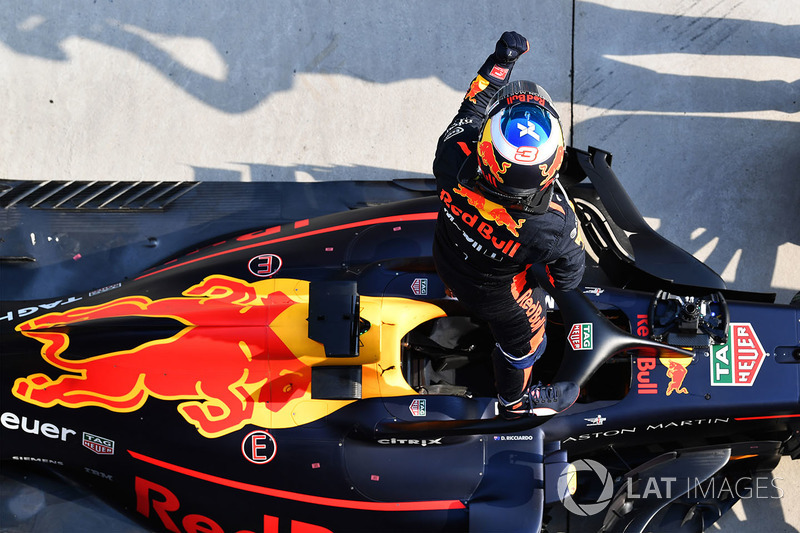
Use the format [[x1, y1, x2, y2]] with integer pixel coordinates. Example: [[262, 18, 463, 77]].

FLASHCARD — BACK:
[[734, 414, 800, 421], [129, 450, 466, 511], [137, 212, 438, 281]]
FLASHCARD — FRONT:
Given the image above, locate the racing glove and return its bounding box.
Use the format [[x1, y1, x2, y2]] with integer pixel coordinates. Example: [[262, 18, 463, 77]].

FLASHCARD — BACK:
[[477, 31, 529, 84], [463, 32, 529, 108]]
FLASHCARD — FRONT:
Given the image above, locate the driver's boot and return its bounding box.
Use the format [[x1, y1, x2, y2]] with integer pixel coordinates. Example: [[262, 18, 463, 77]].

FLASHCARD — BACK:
[[493, 344, 580, 419], [498, 381, 580, 419]]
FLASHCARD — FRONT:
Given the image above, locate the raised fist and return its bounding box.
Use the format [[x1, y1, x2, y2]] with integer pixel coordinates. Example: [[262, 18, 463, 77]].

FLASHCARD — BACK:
[[494, 31, 529, 63]]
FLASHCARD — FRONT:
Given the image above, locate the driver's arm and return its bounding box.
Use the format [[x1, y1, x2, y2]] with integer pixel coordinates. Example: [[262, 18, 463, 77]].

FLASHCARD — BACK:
[[433, 31, 530, 183]]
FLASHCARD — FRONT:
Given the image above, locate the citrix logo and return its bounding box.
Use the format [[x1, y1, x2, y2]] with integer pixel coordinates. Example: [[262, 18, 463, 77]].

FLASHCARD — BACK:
[[377, 438, 442, 446]]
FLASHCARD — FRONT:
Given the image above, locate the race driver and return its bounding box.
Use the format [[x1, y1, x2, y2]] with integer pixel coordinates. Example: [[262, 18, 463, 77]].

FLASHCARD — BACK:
[[432, 31, 585, 419]]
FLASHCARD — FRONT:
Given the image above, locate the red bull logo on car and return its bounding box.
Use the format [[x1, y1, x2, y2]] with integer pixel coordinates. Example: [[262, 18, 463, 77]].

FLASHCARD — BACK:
[[661, 358, 690, 396], [11, 276, 442, 438], [12, 276, 328, 438]]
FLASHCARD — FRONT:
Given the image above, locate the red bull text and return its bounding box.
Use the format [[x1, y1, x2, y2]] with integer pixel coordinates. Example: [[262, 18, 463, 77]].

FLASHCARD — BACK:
[[510, 275, 547, 352], [505, 93, 548, 108], [440, 187, 522, 259], [135, 476, 334, 533]]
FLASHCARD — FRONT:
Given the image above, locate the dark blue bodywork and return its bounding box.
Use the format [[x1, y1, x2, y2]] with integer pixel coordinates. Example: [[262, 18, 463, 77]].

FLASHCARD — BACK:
[[1, 146, 798, 533]]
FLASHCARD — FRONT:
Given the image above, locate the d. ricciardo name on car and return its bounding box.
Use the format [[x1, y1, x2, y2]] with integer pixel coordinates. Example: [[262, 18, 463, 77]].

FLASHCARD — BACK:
[[493, 435, 534, 441]]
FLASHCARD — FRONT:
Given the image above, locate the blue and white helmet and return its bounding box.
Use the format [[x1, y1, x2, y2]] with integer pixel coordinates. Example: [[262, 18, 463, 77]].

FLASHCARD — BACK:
[[475, 80, 565, 213]]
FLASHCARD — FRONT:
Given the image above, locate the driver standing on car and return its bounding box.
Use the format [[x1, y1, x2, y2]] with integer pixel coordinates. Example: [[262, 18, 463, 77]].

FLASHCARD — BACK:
[[432, 31, 585, 419]]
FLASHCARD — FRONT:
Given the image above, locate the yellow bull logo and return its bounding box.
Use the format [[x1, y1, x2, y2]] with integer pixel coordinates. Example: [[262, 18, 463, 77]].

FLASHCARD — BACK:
[[661, 357, 691, 396], [12, 275, 312, 438], [453, 184, 525, 237], [464, 75, 490, 103]]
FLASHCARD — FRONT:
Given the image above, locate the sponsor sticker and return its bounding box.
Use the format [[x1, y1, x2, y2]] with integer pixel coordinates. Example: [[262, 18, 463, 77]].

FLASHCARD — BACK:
[[465, 75, 490, 103], [585, 415, 606, 427], [247, 254, 282, 278], [0, 297, 82, 323], [377, 438, 442, 446], [443, 126, 464, 142], [83, 432, 115, 455], [409, 398, 426, 417], [636, 356, 658, 394], [241, 430, 277, 464], [410, 278, 428, 296], [1, 412, 76, 442], [568, 323, 593, 350], [489, 65, 509, 79], [661, 358, 690, 395], [711, 323, 767, 386], [89, 283, 122, 297], [583, 287, 604, 297], [13, 456, 64, 466]]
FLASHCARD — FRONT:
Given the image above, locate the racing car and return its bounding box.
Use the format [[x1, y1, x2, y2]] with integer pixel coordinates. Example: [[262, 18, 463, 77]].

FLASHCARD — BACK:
[[1, 145, 798, 533]]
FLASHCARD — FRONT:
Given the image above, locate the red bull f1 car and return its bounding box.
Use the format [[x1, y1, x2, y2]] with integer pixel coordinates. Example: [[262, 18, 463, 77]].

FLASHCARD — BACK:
[[1, 146, 799, 532]]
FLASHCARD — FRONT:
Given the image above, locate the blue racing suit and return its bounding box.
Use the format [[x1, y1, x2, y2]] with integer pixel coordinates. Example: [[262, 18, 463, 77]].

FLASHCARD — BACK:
[[432, 53, 585, 402]]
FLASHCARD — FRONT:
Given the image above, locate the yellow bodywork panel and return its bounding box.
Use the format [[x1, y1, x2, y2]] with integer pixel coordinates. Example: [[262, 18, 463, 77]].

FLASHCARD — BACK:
[[268, 279, 447, 428]]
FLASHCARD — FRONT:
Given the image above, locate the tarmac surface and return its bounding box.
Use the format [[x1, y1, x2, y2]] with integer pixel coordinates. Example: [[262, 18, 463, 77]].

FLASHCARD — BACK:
[[1, 1, 798, 531]]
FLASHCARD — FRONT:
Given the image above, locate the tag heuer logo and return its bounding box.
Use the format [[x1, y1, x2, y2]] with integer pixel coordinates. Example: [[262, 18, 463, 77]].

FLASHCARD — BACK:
[[711, 323, 766, 386], [82, 432, 115, 455], [410, 278, 428, 296], [409, 398, 426, 417], [568, 323, 593, 350]]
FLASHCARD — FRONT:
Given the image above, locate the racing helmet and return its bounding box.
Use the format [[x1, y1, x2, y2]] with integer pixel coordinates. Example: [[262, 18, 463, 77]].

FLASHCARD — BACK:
[[473, 80, 565, 214]]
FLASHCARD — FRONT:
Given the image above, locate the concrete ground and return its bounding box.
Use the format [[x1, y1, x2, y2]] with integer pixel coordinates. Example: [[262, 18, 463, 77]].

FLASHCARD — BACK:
[[1, 1, 798, 531]]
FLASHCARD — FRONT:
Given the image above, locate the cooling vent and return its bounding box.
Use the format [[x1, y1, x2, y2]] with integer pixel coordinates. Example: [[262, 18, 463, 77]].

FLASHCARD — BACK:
[[0, 181, 198, 210]]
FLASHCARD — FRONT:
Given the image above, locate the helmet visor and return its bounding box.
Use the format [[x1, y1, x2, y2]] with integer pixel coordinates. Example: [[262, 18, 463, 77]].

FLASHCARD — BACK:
[[490, 103, 562, 166], [500, 104, 553, 148]]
